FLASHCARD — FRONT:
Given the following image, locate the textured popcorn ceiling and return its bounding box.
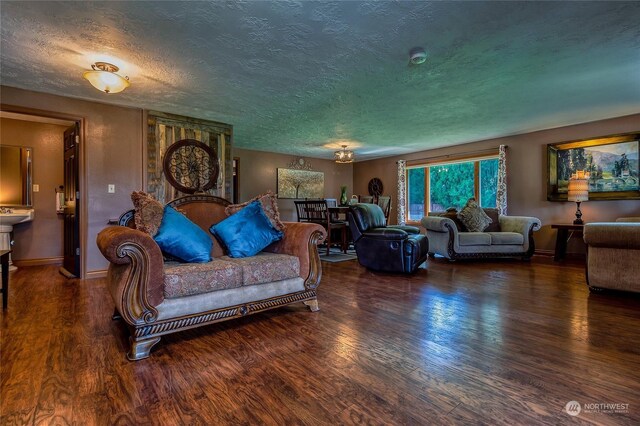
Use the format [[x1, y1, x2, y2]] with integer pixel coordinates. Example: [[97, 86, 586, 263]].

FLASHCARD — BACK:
[[1, 1, 639, 160]]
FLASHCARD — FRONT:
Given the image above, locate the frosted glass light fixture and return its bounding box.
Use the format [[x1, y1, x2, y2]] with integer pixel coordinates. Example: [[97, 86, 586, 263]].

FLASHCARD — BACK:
[[82, 62, 130, 94], [334, 145, 354, 164]]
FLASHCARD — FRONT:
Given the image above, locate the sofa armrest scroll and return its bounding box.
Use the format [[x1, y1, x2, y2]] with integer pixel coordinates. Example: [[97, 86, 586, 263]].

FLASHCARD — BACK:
[[264, 222, 327, 289], [421, 216, 458, 235], [499, 216, 541, 235], [96, 226, 164, 325]]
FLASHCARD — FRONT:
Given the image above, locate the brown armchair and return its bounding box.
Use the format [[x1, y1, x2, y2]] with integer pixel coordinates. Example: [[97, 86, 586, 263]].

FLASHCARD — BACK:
[[583, 218, 640, 293]]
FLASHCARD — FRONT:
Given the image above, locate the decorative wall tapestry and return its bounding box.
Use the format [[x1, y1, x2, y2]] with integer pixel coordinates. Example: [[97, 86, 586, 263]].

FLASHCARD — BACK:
[[547, 132, 640, 201], [147, 111, 233, 203], [277, 168, 324, 199]]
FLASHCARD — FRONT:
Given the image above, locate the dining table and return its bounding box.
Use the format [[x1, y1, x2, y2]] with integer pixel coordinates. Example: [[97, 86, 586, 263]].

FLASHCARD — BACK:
[[327, 205, 351, 221]]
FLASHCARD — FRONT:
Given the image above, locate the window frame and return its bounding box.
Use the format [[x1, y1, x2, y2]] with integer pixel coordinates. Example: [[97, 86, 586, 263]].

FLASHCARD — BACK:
[[406, 153, 499, 223]]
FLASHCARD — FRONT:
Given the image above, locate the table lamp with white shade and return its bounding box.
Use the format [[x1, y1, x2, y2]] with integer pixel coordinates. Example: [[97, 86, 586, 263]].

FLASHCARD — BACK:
[[567, 170, 590, 225]]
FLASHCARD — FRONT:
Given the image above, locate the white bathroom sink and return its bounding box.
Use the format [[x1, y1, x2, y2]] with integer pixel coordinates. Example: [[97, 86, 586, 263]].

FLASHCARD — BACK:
[[0, 209, 34, 271], [0, 209, 35, 230]]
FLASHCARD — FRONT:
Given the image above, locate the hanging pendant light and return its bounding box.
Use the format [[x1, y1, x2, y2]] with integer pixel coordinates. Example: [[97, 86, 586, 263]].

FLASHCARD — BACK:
[[82, 62, 130, 94], [334, 145, 354, 164]]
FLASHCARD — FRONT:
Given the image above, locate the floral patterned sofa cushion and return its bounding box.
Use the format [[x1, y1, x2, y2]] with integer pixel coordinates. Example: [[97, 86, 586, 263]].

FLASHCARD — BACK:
[[163, 253, 301, 298], [164, 259, 243, 298], [223, 252, 300, 286]]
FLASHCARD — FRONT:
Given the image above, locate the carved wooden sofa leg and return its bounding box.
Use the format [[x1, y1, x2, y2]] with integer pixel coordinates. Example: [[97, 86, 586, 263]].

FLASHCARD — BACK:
[[303, 299, 319, 312], [127, 336, 161, 361]]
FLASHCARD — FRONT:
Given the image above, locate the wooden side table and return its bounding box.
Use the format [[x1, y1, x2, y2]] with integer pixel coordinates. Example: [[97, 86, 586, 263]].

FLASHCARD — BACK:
[[551, 224, 584, 261], [1, 249, 11, 309]]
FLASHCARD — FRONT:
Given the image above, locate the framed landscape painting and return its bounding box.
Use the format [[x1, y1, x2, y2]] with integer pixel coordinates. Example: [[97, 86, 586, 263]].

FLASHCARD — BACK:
[[547, 132, 640, 201], [277, 168, 324, 199]]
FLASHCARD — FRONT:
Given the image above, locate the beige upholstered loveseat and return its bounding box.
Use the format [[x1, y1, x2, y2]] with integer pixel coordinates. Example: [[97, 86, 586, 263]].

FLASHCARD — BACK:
[[583, 217, 640, 293], [97, 195, 326, 360], [421, 211, 541, 261]]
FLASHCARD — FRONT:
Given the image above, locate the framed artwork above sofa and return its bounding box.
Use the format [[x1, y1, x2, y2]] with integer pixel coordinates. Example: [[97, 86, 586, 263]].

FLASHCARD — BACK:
[[547, 131, 640, 201]]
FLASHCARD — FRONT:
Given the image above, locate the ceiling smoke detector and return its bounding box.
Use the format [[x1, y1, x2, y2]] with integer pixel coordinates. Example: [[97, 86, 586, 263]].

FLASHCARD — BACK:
[[409, 47, 427, 65]]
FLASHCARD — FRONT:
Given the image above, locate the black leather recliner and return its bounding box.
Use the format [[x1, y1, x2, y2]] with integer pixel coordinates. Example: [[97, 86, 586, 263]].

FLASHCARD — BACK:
[[348, 203, 428, 273]]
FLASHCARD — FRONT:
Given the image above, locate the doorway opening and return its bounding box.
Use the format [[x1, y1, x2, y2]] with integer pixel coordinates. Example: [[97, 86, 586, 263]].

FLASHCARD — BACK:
[[0, 108, 85, 278]]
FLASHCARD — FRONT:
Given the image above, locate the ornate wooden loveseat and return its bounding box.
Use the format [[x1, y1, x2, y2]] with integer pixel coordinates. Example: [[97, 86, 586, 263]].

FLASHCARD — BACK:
[[97, 195, 326, 360]]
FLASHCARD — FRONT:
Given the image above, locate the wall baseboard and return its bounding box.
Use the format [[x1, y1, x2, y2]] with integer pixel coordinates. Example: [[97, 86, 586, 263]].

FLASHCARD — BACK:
[[86, 270, 107, 279], [13, 257, 63, 267], [534, 249, 585, 260]]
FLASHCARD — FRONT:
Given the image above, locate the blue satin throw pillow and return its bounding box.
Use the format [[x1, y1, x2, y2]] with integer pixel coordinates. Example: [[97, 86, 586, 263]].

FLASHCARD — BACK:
[[210, 200, 284, 258], [153, 206, 212, 263]]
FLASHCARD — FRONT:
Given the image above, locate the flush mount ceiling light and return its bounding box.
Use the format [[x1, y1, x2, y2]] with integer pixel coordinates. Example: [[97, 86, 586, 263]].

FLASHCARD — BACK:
[[82, 62, 130, 94], [334, 145, 354, 164]]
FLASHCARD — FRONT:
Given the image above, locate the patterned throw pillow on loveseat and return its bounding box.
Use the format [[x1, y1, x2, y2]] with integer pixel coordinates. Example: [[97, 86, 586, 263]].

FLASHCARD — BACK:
[[457, 198, 493, 232], [131, 191, 164, 236]]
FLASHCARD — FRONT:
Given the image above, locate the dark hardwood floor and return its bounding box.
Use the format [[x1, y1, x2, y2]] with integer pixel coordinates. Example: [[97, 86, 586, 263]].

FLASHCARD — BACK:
[[1, 256, 639, 425]]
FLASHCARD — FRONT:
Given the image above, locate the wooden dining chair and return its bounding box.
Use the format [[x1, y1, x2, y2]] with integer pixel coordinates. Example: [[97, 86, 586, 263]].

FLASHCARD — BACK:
[[324, 198, 339, 222], [294, 200, 347, 255], [376, 195, 391, 223], [359, 195, 374, 203]]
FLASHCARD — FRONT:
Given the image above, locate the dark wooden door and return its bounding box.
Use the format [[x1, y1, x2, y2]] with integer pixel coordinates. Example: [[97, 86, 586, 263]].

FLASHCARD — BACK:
[[62, 123, 80, 277], [232, 157, 239, 204]]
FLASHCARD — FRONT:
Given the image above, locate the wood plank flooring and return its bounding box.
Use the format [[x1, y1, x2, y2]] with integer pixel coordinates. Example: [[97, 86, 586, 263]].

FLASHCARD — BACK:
[[1, 257, 639, 425]]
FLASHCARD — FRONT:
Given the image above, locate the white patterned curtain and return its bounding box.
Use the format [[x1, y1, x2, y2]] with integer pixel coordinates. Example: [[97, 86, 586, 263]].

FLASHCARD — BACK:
[[497, 145, 508, 215], [397, 160, 407, 225]]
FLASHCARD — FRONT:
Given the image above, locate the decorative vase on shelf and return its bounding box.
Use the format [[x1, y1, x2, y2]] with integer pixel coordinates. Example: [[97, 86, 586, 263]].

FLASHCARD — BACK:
[[340, 186, 348, 206]]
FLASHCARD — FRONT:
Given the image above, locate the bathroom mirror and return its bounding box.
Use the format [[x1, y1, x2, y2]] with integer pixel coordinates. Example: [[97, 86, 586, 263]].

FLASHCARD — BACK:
[[0, 145, 33, 207]]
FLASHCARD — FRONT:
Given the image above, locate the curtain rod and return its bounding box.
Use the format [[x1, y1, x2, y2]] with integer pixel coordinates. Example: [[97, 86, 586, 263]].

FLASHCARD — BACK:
[[401, 145, 507, 164]]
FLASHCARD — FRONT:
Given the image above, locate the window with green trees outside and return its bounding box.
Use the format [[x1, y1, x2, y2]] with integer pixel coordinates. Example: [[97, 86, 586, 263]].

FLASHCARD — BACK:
[[407, 157, 499, 222]]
